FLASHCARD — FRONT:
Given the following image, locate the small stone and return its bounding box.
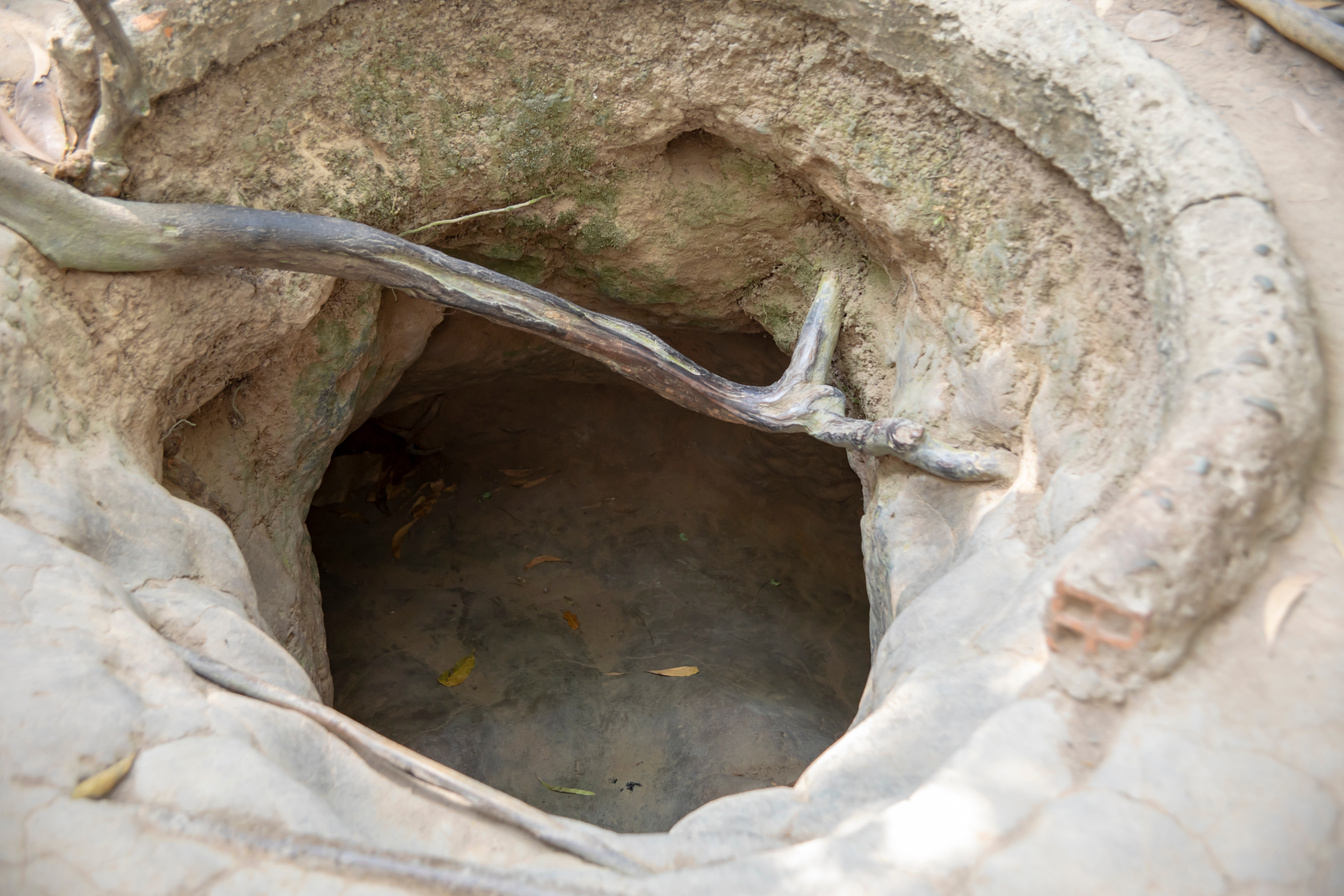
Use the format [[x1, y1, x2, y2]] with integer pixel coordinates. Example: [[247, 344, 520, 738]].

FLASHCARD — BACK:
[[1247, 20, 1267, 53], [1254, 274, 1276, 292], [1124, 10, 1181, 42], [1254, 243, 1271, 256]]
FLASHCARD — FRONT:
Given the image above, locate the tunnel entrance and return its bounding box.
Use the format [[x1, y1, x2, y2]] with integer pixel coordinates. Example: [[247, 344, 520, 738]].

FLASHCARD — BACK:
[[306, 327, 871, 833]]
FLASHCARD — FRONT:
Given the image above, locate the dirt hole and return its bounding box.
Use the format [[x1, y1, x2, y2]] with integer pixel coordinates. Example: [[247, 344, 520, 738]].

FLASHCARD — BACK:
[[306, 328, 871, 833]]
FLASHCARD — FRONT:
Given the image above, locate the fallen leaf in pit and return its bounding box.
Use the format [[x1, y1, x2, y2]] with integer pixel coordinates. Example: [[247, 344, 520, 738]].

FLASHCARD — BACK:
[[514, 476, 549, 489], [537, 776, 595, 796], [501, 468, 538, 478], [72, 750, 137, 799], [438, 652, 476, 687], [525, 555, 568, 570], [564, 610, 580, 630], [646, 666, 699, 677], [391, 521, 416, 559], [1292, 100, 1325, 138], [678, 533, 689, 541], [1124, 9, 1181, 41], [770, 579, 781, 586], [1263, 573, 1317, 646], [604, 671, 626, 676]]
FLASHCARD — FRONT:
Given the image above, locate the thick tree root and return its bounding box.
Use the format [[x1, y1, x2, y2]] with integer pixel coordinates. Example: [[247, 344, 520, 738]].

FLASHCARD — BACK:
[[70, 0, 150, 194], [0, 150, 1016, 481]]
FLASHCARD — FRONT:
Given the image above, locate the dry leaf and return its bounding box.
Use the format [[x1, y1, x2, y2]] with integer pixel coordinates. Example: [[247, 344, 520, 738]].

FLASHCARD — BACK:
[[72, 750, 137, 799], [603, 671, 626, 676], [14, 38, 66, 163], [132, 10, 169, 31], [564, 611, 580, 630], [1292, 100, 1324, 138], [525, 555, 568, 570], [393, 481, 452, 557], [514, 477, 549, 489], [0, 105, 56, 165], [23, 36, 50, 83], [1263, 573, 1317, 645], [1124, 9, 1181, 41], [537, 776, 594, 796], [646, 666, 699, 677], [438, 652, 476, 687], [501, 468, 539, 478], [391, 521, 416, 559]]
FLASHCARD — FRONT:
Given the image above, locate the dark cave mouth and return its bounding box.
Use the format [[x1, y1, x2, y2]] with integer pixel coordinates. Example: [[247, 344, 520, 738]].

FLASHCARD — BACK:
[[305, 328, 874, 833]]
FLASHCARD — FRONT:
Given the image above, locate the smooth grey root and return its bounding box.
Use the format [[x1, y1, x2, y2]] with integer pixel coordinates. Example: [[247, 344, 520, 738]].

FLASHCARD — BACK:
[[0, 151, 1016, 481]]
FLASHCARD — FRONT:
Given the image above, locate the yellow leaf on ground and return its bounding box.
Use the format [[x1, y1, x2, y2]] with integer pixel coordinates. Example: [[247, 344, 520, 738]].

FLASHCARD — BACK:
[[515, 477, 549, 489], [603, 671, 626, 676], [438, 652, 476, 687], [501, 468, 538, 478], [72, 750, 137, 799], [525, 555, 568, 570], [563, 611, 580, 630], [537, 776, 594, 796], [391, 521, 416, 559], [1264, 573, 1318, 646], [646, 666, 699, 677]]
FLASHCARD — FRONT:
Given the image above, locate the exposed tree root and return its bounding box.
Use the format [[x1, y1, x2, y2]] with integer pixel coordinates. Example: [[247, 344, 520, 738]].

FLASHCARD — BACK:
[[167, 641, 653, 875], [0, 150, 1017, 481]]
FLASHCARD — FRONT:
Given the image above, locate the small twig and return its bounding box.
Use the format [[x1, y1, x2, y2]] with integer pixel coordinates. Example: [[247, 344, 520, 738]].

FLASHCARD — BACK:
[[160, 418, 196, 440], [228, 381, 246, 427], [399, 195, 553, 238]]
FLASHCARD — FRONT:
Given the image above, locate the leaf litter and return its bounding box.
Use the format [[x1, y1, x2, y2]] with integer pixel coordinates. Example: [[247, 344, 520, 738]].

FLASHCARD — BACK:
[[72, 750, 137, 799], [563, 610, 580, 630], [391, 479, 453, 559], [525, 555, 568, 570], [1, 37, 67, 167], [646, 666, 699, 677], [1263, 572, 1318, 646], [537, 776, 594, 796], [438, 651, 476, 687]]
